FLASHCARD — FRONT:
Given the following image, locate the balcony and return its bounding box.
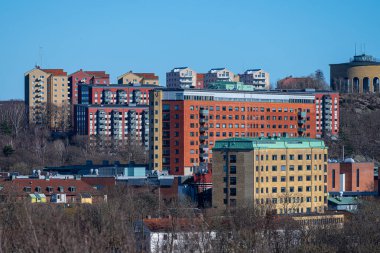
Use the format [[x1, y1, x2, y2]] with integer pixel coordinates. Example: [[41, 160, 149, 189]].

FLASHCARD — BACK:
[[199, 144, 208, 149], [200, 109, 209, 115], [200, 153, 209, 158], [199, 118, 208, 124], [199, 135, 208, 141], [200, 126, 209, 132], [298, 119, 306, 125], [298, 112, 307, 119]]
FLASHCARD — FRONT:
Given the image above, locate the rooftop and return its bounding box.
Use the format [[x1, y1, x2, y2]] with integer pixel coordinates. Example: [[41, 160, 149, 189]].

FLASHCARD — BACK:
[[328, 196, 358, 206], [78, 83, 159, 88], [213, 137, 327, 151], [0, 178, 98, 196], [41, 69, 67, 76]]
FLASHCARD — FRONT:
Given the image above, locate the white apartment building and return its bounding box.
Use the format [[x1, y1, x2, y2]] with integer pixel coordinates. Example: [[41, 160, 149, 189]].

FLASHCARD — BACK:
[[166, 67, 197, 88], [239, 69, 270, 90], [204, 68, 235, 88]]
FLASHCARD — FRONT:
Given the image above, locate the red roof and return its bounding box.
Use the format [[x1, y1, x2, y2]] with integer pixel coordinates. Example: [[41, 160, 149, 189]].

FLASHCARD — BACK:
[[143, 217, 205, 232], [84, 71, 110, 79], [41, 69, 67, 76], [135, 73, 159, 80], [0, 178, 99, 196], [197, 73, 205, 79]]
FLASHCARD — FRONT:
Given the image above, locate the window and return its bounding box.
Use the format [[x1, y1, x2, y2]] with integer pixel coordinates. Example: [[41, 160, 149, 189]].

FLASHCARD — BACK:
[[306, 165, 311, 171], [298, 154, 303, 160], [281, 165, 286, 171], [306, 176, 311, 181], [230, 177, 236, 185], [298, 165, 303, 171], [272, 155, 277, 160], [230, 155, 237, 163], [289, 176, 294, 182], [24, 186, 31, 192], [281, 176, 286, 182], [281, 187, 286, 193], [298, 176, 303, 181], [289, 165, 294, 171], [272, 176, 277, 182], [272, 166, 277, 172], [230, 166, 236, 174], [298, 186, 303, 192], [281, 155, 286, 160], [357, 169, 360, 187], [272, 187, 277, 193], [289, 155, 294, 160]]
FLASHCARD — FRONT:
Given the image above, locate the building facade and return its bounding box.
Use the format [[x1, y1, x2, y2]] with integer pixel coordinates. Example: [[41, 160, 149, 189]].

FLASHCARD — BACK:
[[24, 67, 70, 130], [330, 54, 380, 93], [166, 67, 197, 88], [204, 68, 234, 88], [212, 137, 328, 214], [327, 160, 375, 193], [75, 104, 149, 146], [78, 84, 155, 105], [118, 71, 159, 85], [149, 89, 317, 175], [239, 69, 270, 90], [68, 69, 110, 105]]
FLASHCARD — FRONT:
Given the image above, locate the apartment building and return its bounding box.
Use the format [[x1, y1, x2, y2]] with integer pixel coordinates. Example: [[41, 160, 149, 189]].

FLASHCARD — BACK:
[[212, 137, 328, 214], [196, 73, 205, 89], [314, 92, 339, 137], [149, 89, 317, 175], [24, 67, 69, 130], [118, 71, 159, 85], [204, 68, 235, 88], [78, 84, 155, 105], [75, 104, 149, 146], [239, 69, 270, 90], [166, 67, 197, 88], [68, 69, 110, 105]]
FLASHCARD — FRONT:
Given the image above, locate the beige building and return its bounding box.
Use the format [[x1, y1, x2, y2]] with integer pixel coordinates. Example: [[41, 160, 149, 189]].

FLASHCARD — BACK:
[[239, 69, 270, 90], [212, 137, 328, 214], [330, 54, 380, 93], [117, 71, 159, 85], [149, 89, 163, 171], [204, 68, 234, 88], [166, 67, 197, 88], [24, 67, 69, 130]]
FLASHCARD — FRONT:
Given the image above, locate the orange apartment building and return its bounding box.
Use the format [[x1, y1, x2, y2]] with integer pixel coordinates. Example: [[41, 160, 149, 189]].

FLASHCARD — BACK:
[[149, 89, 318, 175]]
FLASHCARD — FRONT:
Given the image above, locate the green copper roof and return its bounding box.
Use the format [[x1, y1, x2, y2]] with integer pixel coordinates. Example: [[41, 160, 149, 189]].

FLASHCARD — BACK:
[[213, 137, 327, 151], [328, 197, 358, 206]]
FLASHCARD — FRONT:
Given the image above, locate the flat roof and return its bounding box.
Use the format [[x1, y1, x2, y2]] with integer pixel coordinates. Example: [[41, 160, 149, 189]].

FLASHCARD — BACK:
[[213, 137, 327, 151], [75, 104, 148, 109]]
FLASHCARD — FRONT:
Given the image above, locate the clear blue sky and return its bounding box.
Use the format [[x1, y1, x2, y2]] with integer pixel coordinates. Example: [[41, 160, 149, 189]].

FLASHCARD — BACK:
[[1, 0, 379, 100]]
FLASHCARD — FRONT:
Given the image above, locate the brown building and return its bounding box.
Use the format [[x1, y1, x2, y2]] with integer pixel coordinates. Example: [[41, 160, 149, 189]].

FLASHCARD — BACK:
[[330, 54, 380, 93], [212, 137, 328, 214], [24, 67, 70, 131], [327, 159, 375, 193]]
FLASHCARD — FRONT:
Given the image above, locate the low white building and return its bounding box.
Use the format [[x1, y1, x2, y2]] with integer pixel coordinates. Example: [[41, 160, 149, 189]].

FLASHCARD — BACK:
[[134, 217, 215, 253]]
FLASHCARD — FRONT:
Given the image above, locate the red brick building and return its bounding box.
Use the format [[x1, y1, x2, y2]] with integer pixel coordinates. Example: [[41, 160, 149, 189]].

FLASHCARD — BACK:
[[78, 84, 156, 105], [196, 74, 205, 89], [0, 177, 105, 203], [150, 89, 318, 175], [327, 160, 375, 193], [75, 104, 149, 146], [68, 69, 110, 104]]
